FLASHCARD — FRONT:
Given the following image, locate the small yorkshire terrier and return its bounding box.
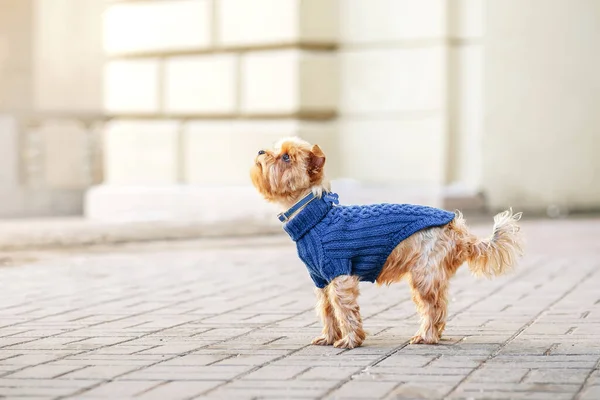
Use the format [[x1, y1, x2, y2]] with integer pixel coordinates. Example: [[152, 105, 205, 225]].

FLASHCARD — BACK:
[[250, 137, 523, 349]]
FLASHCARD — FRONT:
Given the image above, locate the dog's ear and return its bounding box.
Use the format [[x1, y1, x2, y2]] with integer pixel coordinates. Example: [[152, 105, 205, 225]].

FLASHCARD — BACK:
[[308, 144, 326, 174]]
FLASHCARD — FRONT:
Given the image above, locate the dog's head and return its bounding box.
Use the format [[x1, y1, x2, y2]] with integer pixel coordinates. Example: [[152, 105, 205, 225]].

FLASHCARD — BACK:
[[250, 137, 327, 205]]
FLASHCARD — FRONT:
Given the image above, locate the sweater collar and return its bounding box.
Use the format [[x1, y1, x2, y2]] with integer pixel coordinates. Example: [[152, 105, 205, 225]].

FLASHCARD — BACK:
[[282, 192, 339, 241]]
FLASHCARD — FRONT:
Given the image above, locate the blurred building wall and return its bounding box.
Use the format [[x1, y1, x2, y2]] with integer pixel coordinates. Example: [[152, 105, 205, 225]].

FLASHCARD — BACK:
[[88, 0, 488, 222], [87, 0, 339, 222], [483, 0, 600, 212], [1, 0, 598, 220], [0, 0, 104, 217]]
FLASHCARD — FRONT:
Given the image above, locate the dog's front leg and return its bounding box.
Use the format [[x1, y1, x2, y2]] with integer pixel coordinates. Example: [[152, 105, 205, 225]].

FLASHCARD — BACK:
[[311, 287, 341, 345], [327, 275, 366, 349]]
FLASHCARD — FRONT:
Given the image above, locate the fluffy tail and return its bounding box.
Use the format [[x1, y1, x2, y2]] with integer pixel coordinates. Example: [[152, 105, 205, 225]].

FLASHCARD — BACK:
[[461, 209, 524, 278]]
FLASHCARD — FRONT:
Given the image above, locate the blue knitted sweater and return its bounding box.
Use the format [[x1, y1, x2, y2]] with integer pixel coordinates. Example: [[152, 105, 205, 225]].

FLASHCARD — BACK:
[[283, 192, 455, 288]]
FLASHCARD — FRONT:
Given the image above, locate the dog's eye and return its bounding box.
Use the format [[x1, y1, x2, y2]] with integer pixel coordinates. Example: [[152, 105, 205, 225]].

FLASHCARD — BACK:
[[281, 154, 290, 162], [258, 150, 265, 155]]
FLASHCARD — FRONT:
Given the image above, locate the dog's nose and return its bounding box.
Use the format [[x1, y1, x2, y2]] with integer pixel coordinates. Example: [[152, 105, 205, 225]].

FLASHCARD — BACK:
[[258, 150, 265, 156]]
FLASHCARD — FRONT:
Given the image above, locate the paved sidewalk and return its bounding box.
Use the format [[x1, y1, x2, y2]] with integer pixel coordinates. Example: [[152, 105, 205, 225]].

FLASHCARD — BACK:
[[0, 217, 280, 251], [0, 217, 599, 399]]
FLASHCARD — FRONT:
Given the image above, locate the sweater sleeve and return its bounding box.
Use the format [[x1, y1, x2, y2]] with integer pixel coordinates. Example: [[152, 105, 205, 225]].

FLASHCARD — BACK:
[[320, 258, 352, 284], [308, 270, 329, 289]]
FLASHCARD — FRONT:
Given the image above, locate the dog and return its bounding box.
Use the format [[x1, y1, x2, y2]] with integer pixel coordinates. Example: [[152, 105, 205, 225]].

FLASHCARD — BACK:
[[250, 137, 524, 349]]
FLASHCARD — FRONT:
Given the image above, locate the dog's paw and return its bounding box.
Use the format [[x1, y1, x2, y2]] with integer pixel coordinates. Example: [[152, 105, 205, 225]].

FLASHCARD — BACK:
[[410, 334, 439, 345], [333, 334, 363, 349], [311, 334, 335, 346]]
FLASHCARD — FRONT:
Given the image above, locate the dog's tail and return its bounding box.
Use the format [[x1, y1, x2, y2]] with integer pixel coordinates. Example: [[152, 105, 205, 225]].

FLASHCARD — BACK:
[[455, 209, 524, 278]]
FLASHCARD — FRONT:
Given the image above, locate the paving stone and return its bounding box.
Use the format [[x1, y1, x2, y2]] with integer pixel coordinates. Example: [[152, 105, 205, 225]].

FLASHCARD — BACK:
[[0, 218, 598, 399], [72, 380, 163, 397], [579, 385, 600, 400], [327, 380, 400, 398], [118, 365, 251, 381], [223, 379, 337, 398], [455, 382, 580, 393], [3, 364, 86, 379], [352, 368, 467, 384], [388, 383, 456, 400], [241, 365, 309, 380], [56, 355, 164, 367], [0, 352, 76, 365], [56, 365, 142, 380], [0, 386, 84, 397], [295, 366, 362, 381], [154, 354, 230, 367], [0, 378, 101, 397], [135, 381, 223, 399], [523, 368, 591, 384], [468, 367, 530, 383], [449, 391, 575, 400]]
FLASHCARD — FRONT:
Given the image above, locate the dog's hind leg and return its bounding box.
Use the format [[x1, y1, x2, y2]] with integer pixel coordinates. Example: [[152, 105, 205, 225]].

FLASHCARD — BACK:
[[407, 226, 458, 344], [409, 275, 449, 344]]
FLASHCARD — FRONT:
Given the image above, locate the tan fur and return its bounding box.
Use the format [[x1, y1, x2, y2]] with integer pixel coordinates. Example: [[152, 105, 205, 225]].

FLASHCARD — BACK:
[[327, 275, 366, 349], [250, 137, 329, 209], [311, 287, 341, 345], [250, 137, 524, 348]]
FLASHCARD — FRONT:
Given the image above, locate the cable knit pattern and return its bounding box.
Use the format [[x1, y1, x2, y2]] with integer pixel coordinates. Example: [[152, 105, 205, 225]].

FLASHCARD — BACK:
[[283, 192, 456, 288]]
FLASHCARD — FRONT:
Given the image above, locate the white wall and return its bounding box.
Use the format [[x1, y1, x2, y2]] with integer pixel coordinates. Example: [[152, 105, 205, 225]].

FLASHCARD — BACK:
[[483, 0, 600, 212], [0, 0, 104, 217], [337, 0, 448, 187]]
